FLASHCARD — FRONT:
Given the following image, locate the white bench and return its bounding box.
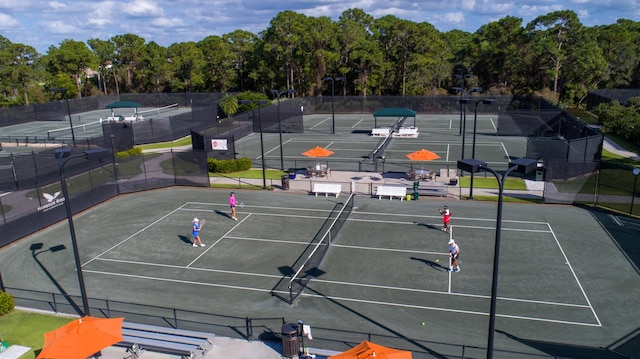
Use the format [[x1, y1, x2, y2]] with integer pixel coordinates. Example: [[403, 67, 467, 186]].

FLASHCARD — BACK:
[[393, 127, 419, 138], [375, 185, 407, 200], [371, 127, 391, 137], [312, 183, 342, 197]]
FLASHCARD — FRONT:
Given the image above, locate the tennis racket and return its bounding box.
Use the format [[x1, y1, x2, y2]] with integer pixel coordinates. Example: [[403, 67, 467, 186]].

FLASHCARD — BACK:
[[239, 202, 245, 208], [200, 219, 206, 228]]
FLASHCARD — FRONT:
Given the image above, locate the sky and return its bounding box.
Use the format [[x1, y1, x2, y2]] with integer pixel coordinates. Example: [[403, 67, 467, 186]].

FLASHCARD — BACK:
[[0, 0, 638, 54]]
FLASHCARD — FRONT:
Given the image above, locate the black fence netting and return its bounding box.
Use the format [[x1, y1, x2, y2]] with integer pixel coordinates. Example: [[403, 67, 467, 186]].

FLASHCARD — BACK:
[[0, 147, 209, 246], [542, 159, 640, 217]]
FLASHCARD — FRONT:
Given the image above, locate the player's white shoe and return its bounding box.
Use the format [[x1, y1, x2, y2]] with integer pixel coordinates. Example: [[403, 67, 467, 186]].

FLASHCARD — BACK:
[[193, 243, 197, 247]]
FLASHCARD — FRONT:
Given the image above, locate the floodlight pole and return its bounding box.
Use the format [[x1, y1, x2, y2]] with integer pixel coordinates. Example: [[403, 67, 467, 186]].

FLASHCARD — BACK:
[[50, 88, 76, 146], [239, 100, 268, 189], [56, 148, 107, 316], [271, 89, 295, 170], [460, 98, 497, 199], [458, 158, 537, 359], [631, 168, 640, 214], [323, 77, 345, 134]]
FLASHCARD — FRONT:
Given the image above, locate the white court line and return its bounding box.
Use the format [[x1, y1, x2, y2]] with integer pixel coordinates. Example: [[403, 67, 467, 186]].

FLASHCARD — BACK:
[[446, 143, 450, 162], [501, 141, 509, 159], [352, 119, 364, 128], [83, 266, 598, 327], [262, 138, 293, 156], [183, 201, 335, 214], [83, 203, 189, 266], [310, 117, 330, 129], [325, 141, 334, 149], [83, 270, 275, 293], [490, 118, 497, 132], [547, 223, 602, 326], [608, 214, 623, 227], [355, 210, 552, 225]]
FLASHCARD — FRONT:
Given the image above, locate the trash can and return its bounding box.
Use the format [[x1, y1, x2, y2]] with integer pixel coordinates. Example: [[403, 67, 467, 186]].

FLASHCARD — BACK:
[[281, 175, 290, 190], [281, 323, 300, 358], [535, 160, 544, 181], [412, 191, 419, 200], [288, 172, 297, 180]]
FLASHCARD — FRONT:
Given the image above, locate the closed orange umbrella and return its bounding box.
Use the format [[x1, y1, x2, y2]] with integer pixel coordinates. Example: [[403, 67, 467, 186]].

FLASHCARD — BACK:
[[38, 316, 124, 359], [329, 340, 412, 359], [302, 146, 334, 158]]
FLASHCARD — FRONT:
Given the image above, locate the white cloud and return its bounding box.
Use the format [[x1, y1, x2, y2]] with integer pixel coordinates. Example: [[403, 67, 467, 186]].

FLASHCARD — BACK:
[[0, 13, 20, 28], [460, 0, 475, 11], [42, 20, 79, 34], [128, 0, 165, 17]]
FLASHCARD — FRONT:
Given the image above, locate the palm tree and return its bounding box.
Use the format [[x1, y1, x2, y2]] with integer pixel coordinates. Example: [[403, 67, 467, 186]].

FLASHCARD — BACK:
[[218, 93, 239, 121]]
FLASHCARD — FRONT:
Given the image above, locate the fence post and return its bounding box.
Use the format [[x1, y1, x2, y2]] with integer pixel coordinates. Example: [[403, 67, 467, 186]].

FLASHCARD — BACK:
[[246, 317, 253, 340]]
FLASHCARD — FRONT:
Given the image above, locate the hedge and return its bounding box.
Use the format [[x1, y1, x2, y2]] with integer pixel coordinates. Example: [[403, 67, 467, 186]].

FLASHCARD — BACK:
[[207, 158, 252, 173]]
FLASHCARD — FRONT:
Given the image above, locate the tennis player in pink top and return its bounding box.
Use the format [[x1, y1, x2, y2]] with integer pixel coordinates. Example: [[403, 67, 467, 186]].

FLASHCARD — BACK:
[[229, 192, 237, 220]]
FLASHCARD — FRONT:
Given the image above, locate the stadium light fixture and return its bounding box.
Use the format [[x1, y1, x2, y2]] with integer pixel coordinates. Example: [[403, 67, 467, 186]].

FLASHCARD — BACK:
[[271, 89, 295, 170], [55, 147, 108, 316], [322, 77, 345, 134], [459, 98, 498, 199], [457, 157, 537, 359], [49, 88, 76, 147], [239, 100, 269, 189]]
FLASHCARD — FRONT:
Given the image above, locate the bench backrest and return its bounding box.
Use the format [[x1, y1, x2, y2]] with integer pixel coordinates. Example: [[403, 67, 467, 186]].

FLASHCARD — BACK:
[[377, 186, 406, 196], [313, 183, 342, 192]]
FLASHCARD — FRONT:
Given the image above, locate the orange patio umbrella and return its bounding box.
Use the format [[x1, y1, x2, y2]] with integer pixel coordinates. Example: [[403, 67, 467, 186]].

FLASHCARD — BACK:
[[302, 146, 335, 166], [406, 149, 441, 170], [329, 340, 412, 359], [302, 146, 335, 158], [37, 316, 124, 359]]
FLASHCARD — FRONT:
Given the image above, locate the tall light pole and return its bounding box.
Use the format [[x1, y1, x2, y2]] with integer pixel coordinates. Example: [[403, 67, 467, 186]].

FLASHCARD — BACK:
[[459, 98, 497, 199], [271, 89, 295, 170], [457, 157, 537, 359], [323, 76, 345, 134], [453, 73, 474, 135], [452, 87, 481, 163], [56, 147, 108, 316], [50, 88, 76, 147], [239, 100, 269, 189], [631, 167, 640, 214]]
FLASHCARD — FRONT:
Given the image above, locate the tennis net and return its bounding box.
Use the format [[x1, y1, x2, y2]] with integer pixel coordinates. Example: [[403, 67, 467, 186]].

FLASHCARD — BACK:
[[47, 120, 103, 139], [287, 193, 355, 303], [136, 103, 179, 118]]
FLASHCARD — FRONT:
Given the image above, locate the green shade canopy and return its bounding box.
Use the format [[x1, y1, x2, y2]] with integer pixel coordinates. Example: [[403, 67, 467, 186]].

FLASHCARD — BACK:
[[373, 107, 417, 117], [373, 107, 417, 127], [105, 101, 141, 109]]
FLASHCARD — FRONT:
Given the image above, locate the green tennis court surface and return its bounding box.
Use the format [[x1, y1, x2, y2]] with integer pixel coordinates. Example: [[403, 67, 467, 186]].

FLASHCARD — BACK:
[[1, 188, 638, 357]]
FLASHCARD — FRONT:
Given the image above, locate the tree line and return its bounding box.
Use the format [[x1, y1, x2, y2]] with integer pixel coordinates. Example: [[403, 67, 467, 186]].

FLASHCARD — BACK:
[[0, 8, 639, 109]]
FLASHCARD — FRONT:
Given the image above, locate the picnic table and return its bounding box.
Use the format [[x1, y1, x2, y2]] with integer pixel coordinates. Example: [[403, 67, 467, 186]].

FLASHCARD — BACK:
[[307, 165, 330, 178], [409, 169, 434, 181]]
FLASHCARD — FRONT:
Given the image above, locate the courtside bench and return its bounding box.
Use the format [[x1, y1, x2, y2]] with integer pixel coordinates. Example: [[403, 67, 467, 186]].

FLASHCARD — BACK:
[[375, 185, 407, 200], [408, 186, 448, 198], [312, 183, 342, 197], [371, 127, 391, 137], [117, 322, 214, 359], [392, 127, 419, 138]]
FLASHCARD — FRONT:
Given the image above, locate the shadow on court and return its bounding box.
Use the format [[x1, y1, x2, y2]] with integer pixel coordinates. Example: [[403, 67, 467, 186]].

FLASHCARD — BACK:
[[497, 330, 635, 359], [409, 257, 447, 272]]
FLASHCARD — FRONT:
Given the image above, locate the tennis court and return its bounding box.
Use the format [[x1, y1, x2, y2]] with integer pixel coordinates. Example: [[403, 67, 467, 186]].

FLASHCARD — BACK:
[[235, 114, 528, 172], [0, 104, 187, 146], [1, 188, 638, 357]]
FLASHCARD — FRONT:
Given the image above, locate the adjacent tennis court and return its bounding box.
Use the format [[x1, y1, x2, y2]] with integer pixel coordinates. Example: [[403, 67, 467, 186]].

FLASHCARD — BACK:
[[1, 188, 637, 357]]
